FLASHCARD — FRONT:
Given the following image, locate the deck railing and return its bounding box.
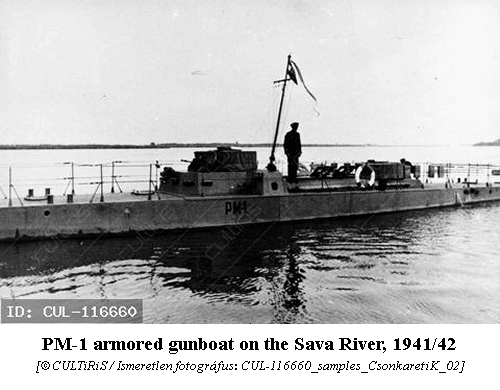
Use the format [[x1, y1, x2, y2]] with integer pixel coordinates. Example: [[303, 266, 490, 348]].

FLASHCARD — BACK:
[[2, 159, 500, 206]]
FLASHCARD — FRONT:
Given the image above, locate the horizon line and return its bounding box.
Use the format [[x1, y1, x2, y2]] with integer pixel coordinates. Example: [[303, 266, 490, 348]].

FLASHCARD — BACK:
[[0, 142, 486, 150]]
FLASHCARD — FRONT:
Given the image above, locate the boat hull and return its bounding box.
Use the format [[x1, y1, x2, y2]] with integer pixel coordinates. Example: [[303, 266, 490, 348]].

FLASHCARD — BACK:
[[1, 185, 499, 242]]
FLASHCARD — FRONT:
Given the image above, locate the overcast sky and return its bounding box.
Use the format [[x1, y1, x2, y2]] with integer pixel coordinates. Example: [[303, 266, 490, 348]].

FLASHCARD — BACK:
[[2, 0, 500, 145]]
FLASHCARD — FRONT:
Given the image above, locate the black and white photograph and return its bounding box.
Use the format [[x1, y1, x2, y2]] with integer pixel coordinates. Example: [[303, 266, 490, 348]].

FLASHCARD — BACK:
[[1, 0, 500, 325]]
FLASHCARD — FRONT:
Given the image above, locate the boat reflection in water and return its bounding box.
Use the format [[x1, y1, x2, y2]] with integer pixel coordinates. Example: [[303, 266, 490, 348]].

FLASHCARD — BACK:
[[1, 204, 499, 323], [0, 222, 309, 323]]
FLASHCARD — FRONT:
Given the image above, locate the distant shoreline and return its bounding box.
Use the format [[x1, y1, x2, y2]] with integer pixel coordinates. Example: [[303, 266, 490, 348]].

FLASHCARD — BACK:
[[0, 142, 475, 150], [0, 143, 372, 150], [474, 141, 500, 146]]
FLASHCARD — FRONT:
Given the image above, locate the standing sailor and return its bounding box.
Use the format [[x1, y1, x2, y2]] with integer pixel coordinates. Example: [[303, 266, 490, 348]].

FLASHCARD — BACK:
[[284, 122, 302, 184]]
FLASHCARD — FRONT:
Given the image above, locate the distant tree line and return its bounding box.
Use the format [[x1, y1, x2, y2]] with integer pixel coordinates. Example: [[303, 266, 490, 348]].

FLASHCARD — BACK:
[[0, 142, 373, 150], [474, 139, 500, 146]]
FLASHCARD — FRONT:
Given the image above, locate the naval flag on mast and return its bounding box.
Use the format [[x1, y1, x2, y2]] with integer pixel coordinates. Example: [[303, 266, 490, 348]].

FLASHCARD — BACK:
[[287, 58, 320, 115], [287, 64, 298, 85], [290, 60, 317, 102]]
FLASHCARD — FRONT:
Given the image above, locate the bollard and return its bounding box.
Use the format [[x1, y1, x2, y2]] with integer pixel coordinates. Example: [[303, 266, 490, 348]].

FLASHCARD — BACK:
[[47, 194, 54, 204], [45, 188, 51, 195], [67, 194, 73, 203], [28, 189, 34, 197]]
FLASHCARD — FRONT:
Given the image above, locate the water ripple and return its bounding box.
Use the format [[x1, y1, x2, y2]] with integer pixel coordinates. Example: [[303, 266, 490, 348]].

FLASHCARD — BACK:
[[0, 204, 499, 322]]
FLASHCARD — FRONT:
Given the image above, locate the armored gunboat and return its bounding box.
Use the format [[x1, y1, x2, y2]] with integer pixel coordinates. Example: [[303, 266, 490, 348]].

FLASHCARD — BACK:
[[1, 144, 500, 242], [1, 55, 500, 242]]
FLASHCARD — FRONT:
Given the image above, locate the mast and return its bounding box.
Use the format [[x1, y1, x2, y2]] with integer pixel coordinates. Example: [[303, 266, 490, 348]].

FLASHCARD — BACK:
[[267, 54, 293, 172]]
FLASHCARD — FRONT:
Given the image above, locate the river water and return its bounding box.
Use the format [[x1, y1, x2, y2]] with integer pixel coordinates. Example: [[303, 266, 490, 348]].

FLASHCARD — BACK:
[[0, 146, 499, 323]]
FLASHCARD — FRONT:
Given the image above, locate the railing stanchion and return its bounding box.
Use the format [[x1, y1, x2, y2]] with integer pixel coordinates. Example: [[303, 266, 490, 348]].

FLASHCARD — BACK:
[[8, 167, 12, 207]]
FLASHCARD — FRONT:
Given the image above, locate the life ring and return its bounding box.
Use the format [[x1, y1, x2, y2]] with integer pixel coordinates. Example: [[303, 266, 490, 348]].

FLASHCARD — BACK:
[[355, 164, 376, 189]]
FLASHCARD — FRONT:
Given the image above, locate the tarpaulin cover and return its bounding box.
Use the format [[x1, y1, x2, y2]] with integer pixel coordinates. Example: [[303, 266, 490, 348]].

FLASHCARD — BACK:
[[188, 147, 257, 172]]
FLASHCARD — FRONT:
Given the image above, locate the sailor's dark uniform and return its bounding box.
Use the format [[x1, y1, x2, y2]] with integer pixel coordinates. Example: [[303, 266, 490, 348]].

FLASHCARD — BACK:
[[284, 128, 301, 184]]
